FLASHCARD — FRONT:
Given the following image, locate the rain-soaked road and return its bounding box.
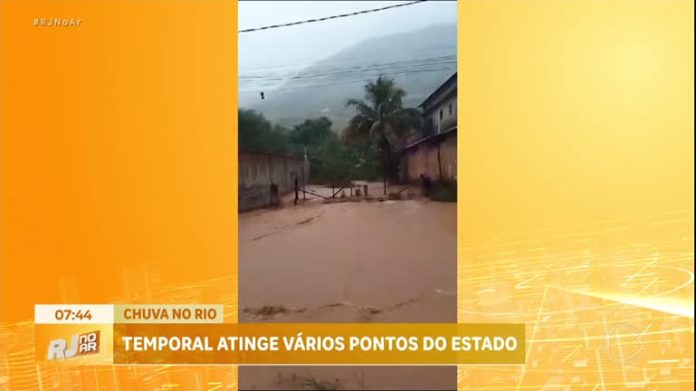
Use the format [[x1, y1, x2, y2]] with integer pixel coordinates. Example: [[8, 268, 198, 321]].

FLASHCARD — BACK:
[[239, 195, 457, 389]]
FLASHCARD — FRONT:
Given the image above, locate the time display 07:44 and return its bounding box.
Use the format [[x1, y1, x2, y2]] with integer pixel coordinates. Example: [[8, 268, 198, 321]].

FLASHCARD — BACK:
[[54, 309, 93, 321]]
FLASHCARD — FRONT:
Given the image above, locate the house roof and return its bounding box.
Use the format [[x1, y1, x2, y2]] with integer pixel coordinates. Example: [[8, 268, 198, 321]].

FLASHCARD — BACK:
[[239, 149, 303, 160], [402, 126, 457, 151], [419, 72, 457, 111]]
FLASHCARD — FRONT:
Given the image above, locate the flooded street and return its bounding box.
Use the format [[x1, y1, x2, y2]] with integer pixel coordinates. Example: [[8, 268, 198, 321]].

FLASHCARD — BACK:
[[239, 196, 457, 389], [239, 198, 456, 322]]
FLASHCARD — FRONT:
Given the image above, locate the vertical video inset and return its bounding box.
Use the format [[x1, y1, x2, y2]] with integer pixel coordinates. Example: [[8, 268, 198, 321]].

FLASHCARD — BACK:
[[238, 1, 457, 389]]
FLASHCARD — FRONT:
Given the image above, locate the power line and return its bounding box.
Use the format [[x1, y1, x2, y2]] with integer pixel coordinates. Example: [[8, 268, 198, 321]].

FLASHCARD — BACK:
[[238, 64, 456, 94], [240, 55, 455, 81], [239, 63, 457, 93], [239, 67, 456, 94], [239, 68, 456, 93], [240, 43, 455, 74], [239, 1, 427, 33]]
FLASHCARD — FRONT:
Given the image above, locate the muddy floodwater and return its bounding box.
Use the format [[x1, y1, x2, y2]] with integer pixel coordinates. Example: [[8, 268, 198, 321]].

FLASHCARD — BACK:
[[239, 195, 456, 389]]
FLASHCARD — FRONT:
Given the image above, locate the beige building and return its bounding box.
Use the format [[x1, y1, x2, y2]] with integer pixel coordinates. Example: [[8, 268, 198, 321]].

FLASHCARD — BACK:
[[401, 73, 457, 183], [239, 150, 307, 211]]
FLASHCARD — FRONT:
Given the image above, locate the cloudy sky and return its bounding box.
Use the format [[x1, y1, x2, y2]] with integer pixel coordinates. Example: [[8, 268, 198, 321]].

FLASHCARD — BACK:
[[238, 1, 457, 94]]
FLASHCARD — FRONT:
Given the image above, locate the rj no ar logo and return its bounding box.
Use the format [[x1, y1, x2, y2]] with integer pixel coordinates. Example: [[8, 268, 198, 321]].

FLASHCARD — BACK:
[[47, 330, 100, 360]]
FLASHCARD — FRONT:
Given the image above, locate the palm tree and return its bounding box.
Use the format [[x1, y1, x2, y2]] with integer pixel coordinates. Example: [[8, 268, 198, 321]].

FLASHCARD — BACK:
[[343, 75, 422, 195]]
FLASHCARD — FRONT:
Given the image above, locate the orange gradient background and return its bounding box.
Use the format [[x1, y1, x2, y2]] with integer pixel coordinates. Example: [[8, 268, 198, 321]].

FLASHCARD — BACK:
[[458, 0, 693, 240], [457, 0, 693, 389], [1, 0, 237, 322], [1, 1, 237, 390]]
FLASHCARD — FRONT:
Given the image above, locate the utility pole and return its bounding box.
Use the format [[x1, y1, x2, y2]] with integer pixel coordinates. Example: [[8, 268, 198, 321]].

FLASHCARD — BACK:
[[302, 146, 308, 200]]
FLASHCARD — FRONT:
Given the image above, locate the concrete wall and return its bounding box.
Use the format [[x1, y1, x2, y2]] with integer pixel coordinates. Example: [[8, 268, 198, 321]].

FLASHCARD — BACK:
[[401, 131, 457, 183], [239, 151, 306, 211], [425, 95, 457, 133], [407, 79, 457, 183], [440, 132, 457, 180]]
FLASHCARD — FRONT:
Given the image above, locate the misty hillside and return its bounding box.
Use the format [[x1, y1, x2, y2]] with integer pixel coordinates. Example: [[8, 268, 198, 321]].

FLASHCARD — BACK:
[[240, 24, 457, 130]]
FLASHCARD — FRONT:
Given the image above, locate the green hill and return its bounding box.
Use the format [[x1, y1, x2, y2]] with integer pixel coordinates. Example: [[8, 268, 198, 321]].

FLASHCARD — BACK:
[[240, 24, 457, 130]]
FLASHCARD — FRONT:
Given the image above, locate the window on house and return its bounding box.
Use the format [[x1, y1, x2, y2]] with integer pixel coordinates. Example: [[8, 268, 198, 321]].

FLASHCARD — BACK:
[[439, 109, 443, 120], [448, 103, 453, 116]]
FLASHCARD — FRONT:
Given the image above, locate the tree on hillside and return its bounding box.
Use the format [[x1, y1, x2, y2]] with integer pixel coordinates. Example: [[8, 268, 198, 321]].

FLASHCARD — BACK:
[[238, 109, 292, 154], [287, 117, 338, 183], [315, 137, 355, 186], [343, 75, 422, 194], [288, 117, 334, 146]]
